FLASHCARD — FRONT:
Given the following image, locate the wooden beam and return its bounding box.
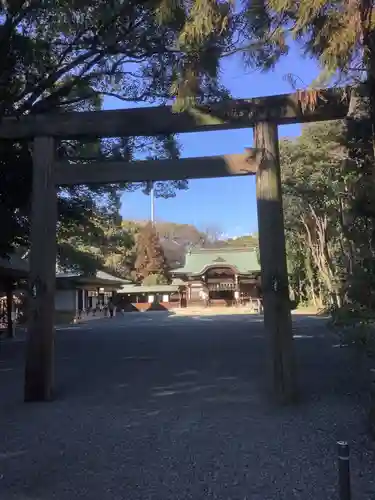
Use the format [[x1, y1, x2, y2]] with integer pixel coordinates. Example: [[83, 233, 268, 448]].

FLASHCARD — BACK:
[[254, 121, 297, 404], [24, 136, 57, 402], [0, 89, 348, 139], [54, 153, 258, 185]]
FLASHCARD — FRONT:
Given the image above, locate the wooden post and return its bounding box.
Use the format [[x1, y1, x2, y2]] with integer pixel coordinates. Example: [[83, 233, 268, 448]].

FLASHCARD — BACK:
[[5, 280, 14, 338], [24, 136, 57, 402], [254, 121, 297, 404], [369, 369, 375, 438]]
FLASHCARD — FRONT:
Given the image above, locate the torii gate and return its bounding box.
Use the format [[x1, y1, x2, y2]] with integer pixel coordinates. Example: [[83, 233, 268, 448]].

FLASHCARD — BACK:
[[0, 88, 349, 404]]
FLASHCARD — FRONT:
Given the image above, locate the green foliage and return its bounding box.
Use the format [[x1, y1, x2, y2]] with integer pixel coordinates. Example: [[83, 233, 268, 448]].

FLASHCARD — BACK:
[[280, 118, 375, 354], [228, 0, 375, 341], [224, 235, 258, 248], [328, 304, 375, 356], [238, 0, 372, 86], [58, 210, 137, 277], [104, 135, 187, 199], [143, 273, 169, 286], [279, 121, 348, 307], [0, 0, 231, 258]]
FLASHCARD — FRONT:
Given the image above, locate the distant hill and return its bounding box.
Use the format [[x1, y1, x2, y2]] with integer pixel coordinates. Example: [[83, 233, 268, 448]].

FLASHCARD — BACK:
[[122, 219, 258, 269], [122, 220, 206, 268]]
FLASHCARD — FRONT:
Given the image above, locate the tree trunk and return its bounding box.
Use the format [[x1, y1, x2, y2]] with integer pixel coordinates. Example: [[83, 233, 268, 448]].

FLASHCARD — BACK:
[[255, 121, 297, 404], [309, 284, 317, 308]]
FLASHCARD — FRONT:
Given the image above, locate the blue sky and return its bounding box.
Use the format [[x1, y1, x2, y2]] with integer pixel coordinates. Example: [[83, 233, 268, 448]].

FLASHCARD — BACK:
[[104, 43, 320, 238]]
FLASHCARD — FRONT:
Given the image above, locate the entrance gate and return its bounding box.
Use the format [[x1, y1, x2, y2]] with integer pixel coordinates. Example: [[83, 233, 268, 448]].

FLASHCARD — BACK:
[[0, 88, 348, 403]]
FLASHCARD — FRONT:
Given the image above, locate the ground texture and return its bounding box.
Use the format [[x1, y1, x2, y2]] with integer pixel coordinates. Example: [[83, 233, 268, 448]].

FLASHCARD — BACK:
[[0, 313, 374, 500]]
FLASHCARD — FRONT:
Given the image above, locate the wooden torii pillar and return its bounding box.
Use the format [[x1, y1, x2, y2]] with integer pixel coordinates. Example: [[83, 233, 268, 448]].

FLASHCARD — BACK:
[[5, 279, 14, 338], [254, 122, 297, 404], [24, 137, 57, 402]]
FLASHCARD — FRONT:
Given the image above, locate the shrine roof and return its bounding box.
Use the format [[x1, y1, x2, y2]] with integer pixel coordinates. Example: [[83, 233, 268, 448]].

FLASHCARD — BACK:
[[0, 254, 29, 278], [172, 247, 260, 276], [56, 270, 131, 288]]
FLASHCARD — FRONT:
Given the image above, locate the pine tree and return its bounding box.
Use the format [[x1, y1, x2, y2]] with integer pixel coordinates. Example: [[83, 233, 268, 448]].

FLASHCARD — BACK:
[[239, 0, 374, 84], [237, 0, 375, 131], [134, 223, 170, 284]]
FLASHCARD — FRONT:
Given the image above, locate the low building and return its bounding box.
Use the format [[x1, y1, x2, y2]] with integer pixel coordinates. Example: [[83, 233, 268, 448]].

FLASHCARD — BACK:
[[55, 270, 131, 321], [116, 283, 181, 310], [171, 247, 261, 306], [0, 254, 28, 336], [1, 254, 131, 329]]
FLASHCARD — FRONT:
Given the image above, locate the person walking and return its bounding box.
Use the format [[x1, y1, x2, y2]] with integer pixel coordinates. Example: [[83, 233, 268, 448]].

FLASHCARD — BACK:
[[108, 299, 115, 318], [199, 288, 210, 307]]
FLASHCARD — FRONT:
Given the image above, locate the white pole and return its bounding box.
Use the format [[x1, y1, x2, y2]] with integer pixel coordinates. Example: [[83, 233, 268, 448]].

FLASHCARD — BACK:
[[75, 289, 79, 319], [150, 181, 155, 223]]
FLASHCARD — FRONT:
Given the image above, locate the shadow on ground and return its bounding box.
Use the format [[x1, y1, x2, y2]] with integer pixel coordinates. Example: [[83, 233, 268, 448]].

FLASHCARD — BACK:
[[0, 315, 374, 500]]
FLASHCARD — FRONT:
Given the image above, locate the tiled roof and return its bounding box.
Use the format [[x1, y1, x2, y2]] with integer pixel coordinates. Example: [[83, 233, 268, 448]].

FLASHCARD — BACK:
[[172, 247, 260, 275], [0, 255, 133, 284], [56, 270, 131, 284], [96, 270, 131, 283], [0, 254, 29, 275]]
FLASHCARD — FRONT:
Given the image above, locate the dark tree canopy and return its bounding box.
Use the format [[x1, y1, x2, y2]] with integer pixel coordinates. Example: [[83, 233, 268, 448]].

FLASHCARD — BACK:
[[0, 0, 232, 259]]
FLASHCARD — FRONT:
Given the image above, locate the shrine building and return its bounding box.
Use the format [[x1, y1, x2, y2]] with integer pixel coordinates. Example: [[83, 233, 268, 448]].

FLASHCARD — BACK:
[[171, 247, 261, 306]]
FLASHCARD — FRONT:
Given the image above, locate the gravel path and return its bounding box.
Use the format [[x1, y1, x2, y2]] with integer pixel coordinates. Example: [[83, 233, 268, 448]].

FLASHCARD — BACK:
[[0, 314, 374, 500]]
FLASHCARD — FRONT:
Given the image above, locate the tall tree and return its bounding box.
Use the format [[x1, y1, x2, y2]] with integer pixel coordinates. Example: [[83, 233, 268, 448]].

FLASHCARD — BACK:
[[58, 209, 137, 278], [134, 222, 169, 283], [0, 0, 232, 257], [280, 121, 348, 307], [230, 0, 375, 312], [276, 120, 375, 310], [237, 0, 374, 89]]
